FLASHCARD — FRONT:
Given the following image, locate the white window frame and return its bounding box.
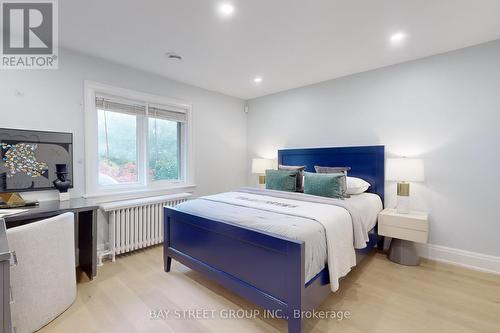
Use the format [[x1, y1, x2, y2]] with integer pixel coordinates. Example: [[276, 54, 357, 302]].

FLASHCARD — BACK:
[[84, 81, 194, 198]]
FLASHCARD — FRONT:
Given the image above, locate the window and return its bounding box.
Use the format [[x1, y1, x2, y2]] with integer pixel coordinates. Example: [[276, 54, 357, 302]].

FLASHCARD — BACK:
[[97, 108, 138, 185], [84, 82, 192, 197], [148, 116, 180, 181], [148, 105, 185, 182]]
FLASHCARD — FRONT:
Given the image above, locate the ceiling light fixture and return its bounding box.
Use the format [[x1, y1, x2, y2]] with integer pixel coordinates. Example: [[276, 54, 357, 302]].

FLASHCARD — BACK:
[[253, 77, 263, 84], [390, 32, 407, 44], [218, 3, 235, 17]]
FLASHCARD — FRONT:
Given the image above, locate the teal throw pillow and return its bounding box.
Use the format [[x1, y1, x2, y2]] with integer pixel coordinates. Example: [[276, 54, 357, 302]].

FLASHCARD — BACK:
[[303, 172, 345, 198], [265, 169, 298, 192]]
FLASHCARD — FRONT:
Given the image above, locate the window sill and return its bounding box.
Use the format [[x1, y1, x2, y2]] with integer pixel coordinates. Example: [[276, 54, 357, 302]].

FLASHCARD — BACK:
[[83, 183, 196, 203]]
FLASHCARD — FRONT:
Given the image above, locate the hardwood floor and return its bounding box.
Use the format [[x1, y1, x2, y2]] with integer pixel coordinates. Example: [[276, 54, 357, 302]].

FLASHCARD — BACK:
[[39, 246, 500, 333]]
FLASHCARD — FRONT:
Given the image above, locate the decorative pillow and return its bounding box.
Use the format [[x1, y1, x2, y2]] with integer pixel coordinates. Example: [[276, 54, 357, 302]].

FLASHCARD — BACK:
[[303, 172, 345, 198], [278, 165, 306, 192], [346, 177, 371, 195], [314, 166, 351, 174], [314, 166, 351, 197], [265, 169, 298, 192]]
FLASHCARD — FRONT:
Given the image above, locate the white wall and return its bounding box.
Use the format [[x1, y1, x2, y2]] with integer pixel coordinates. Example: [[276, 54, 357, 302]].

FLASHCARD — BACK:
[[0, 48, 247, 248], [247, 40, 500, 257]]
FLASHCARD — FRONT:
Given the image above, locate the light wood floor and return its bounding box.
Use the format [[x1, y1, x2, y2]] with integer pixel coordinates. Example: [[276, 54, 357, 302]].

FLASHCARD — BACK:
[[39, 246, 500, 333]]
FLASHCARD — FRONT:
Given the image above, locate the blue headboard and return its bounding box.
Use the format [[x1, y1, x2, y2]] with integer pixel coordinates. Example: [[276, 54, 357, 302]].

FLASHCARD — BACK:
[[278, 146, 385, 203]]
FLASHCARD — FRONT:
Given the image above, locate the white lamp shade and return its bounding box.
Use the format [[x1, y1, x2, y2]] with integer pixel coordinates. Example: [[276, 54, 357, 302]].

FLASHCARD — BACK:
[[386, 158, 425, 182], [251, 158, 275, 174]]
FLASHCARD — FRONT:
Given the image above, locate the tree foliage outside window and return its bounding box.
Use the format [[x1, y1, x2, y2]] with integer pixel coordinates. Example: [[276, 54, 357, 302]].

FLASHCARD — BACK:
[[148, 117, 179, 181], [97, 110, 138, 184]]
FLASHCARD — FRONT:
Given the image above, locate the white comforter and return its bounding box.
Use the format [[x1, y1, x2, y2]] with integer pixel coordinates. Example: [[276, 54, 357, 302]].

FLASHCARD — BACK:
[[176, 189, 381, 291]]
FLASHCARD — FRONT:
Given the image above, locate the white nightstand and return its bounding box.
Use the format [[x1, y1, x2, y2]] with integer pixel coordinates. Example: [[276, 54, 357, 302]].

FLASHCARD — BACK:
[[378, 208, 429, 266]]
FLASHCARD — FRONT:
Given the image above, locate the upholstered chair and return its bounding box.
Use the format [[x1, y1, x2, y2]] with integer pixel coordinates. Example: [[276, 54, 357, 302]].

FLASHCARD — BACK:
[[7, 212, 76, 333]]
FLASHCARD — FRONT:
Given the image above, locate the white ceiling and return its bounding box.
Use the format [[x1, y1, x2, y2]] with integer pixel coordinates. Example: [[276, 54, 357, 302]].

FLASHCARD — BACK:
[[60, 0, 500, 99]]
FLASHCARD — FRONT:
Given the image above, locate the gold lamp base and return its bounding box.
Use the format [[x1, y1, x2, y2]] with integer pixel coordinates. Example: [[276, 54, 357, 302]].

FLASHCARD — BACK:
[[397, 182, 410, 196], [258, 175, 266, 185]]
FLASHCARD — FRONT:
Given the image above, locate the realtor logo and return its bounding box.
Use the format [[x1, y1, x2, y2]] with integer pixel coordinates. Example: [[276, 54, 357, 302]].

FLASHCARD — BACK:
[[1, 0, 58, 69]]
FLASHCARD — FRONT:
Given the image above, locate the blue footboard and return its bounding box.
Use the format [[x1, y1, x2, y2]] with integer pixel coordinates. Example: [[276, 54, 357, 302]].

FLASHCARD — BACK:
[[164, 207, 305, 333]]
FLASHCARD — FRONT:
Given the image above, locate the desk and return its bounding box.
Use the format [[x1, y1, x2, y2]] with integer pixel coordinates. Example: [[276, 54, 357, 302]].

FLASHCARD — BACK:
[[3, 198, 98, 280]]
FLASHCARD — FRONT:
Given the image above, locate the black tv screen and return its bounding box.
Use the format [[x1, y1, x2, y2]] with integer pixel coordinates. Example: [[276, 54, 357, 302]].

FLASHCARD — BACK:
[[0, 128, 73, 193]]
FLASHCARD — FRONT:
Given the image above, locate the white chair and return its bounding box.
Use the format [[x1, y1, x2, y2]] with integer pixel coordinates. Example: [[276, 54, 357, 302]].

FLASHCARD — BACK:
[[7, 212, 76, 333]]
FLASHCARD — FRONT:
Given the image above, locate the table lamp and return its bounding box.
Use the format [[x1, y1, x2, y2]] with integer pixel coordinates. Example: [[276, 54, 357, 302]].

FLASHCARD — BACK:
[[386, 157, 425, 214], [251, 158, 275, 185]]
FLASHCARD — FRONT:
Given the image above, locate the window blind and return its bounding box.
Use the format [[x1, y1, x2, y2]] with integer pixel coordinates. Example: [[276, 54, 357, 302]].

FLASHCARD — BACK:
[[95, 96, 187, 123], [95, 96, 146, 116], [148, 104, 187, 123]]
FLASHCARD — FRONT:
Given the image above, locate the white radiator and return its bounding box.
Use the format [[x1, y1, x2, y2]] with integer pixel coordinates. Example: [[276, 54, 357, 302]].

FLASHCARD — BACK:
[[100, 193, 191, 261]]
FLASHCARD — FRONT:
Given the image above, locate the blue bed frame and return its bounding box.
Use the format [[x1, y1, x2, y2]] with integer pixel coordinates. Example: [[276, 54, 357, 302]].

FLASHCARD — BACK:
[[164, 146, 385, 333]]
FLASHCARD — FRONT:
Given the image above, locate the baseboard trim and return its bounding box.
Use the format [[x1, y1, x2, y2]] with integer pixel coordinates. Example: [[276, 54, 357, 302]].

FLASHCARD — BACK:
[[416, 243, 500, 275]]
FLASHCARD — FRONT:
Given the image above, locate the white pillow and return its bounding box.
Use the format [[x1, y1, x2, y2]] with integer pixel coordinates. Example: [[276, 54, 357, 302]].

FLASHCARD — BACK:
[[346, 177, 370, 195]]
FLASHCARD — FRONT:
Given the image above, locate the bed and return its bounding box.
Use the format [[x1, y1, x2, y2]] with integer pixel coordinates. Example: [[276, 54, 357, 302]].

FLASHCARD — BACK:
[[163, 146, 385, 333]]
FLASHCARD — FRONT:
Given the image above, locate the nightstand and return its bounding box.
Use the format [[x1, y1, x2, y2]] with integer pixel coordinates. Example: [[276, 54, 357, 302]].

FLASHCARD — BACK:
[[378, 208, 429, 266]]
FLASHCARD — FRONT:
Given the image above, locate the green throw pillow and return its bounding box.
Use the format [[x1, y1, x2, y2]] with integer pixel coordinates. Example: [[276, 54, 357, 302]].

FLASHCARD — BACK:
[[265, 169, 298, 192], [303, 172, 345, 198]]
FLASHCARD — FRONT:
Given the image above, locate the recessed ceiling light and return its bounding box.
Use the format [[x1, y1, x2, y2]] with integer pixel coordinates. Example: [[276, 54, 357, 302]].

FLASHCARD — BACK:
[[390, 32, 407, 44], [253, 77, 263, 83], [165, 52, 182, 61], [218, 3, 235, 17]]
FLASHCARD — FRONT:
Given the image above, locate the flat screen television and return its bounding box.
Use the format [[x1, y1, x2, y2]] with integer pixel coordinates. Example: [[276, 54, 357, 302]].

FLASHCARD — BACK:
[[0, 128, 73, 193]]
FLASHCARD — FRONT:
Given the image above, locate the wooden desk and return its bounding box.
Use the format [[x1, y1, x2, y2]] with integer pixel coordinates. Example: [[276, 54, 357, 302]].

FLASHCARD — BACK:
[[3, 198, 98, 280]]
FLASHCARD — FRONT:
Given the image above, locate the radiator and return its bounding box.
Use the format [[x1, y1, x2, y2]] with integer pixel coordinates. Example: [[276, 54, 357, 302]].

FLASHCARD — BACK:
[[100, 193, 191, 261]]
